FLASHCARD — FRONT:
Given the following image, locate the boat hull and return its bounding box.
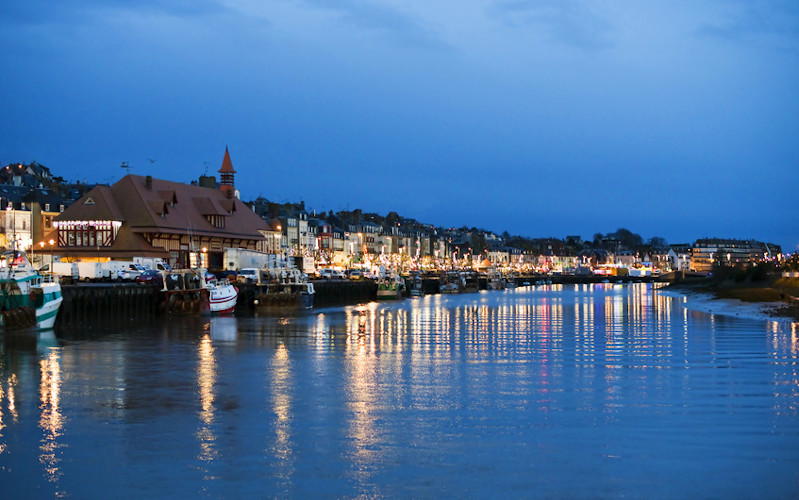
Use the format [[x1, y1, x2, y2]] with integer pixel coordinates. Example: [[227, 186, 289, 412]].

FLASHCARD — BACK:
[[0, 277, 63, 331], [254, 287, 314, 311], [377, 288, 402, 300], [209, 285, 238, 315]]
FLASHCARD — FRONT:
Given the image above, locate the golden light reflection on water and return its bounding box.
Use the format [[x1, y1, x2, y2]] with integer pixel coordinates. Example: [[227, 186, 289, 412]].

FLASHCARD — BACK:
[[0, 373, 19, 455], [196, 334, 218, 465], [321, 284, 710, 419], [270, 344, 294, 468], [39, 351, 63, 484], [344, 338, 380, 484]]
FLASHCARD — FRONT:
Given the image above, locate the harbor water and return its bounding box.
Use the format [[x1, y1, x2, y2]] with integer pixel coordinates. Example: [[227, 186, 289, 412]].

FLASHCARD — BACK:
[[1, 283, 798, 498]]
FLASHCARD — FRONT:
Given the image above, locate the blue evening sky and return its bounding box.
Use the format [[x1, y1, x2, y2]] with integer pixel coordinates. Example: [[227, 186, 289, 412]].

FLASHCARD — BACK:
[[1, 1, 797, 249]]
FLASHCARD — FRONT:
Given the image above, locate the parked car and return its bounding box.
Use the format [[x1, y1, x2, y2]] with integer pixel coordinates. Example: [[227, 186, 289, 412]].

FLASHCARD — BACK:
[[237, 268, 258, 283], [348, 269, 364, 280], [215, 270, 238, 281], [135, 270, 163, 285]]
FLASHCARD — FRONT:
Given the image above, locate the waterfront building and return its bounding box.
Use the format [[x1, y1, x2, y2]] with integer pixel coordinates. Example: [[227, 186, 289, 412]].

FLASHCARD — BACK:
[[691, 238, 778, 272], [41, 162, 270, 269]]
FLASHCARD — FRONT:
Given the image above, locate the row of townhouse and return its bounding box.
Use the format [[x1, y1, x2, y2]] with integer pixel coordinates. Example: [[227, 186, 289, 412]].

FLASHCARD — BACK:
[[4, 154, 785, 275]]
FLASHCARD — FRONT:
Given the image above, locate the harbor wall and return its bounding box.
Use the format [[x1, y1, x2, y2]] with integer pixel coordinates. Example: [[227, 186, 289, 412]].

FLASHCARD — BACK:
[[54, 275, 660, 327]]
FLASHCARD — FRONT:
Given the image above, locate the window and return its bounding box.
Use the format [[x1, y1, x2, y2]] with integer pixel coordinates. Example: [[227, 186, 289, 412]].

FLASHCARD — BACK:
[[57, 221, 119, 247]]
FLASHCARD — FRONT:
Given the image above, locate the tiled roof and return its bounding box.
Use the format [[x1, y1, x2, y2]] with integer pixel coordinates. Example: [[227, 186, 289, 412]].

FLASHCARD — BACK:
[[56, 174, 269, 240], [218, 147, 236, 173]]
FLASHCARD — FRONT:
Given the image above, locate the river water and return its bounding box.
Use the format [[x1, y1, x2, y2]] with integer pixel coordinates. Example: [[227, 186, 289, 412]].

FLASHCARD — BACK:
[[1, 283, 798, 498]]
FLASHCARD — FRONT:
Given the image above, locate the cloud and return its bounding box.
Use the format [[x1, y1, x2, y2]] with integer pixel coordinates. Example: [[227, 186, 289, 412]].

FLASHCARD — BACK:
[[696, 0, 799, 46], [295, 0, 448, 49], [489, 0, 614, 51]]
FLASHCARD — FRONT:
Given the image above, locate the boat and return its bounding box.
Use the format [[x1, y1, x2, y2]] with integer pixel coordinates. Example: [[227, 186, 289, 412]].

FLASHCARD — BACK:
[[254, 263, 315, 311], [462, 271, 479, 293], [376, 272, 406, 300], [160, 268, 238, 315], [440, 271, 462, 294], [408, 274, 425, 297], [0, 250, 63, 330], [504, 274, 517, 288], [487, 270, 505, 290]]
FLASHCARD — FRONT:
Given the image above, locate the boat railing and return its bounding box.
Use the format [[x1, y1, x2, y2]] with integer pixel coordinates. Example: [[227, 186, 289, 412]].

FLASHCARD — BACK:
[[37, 272, 59, 285]]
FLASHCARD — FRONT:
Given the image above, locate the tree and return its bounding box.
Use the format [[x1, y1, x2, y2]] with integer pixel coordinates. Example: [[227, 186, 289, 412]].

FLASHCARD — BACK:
[[647, 236, 668, 249], [612, 228, 643, 250]]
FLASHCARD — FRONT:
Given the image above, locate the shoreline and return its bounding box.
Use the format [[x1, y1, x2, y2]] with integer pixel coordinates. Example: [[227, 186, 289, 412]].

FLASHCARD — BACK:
[[657, 286, 799, 324]]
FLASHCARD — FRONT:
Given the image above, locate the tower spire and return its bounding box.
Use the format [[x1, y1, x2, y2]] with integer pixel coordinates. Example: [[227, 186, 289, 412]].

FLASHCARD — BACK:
[[218, 146, 236, 197]]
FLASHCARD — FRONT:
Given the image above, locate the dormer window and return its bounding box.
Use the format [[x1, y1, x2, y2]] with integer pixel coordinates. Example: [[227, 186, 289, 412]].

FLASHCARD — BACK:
[[206, 215, 225, 228]]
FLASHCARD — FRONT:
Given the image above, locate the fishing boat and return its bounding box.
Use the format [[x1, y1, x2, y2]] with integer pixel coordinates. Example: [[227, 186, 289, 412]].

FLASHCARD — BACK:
[[505, 273, 517, 288], [462, 271, 479, 293], [0, 250, 63, 330], [440, 271, 462, 294], [487, 269, 505, 290], [408, 274, 425, 297], [160, 268, 238, 315], [376, 272, 406, 300], [254, 263, 315, 311]]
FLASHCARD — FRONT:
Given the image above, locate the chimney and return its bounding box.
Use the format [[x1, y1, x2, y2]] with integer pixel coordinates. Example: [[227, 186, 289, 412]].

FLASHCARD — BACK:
[[145, 175, 152, 190]]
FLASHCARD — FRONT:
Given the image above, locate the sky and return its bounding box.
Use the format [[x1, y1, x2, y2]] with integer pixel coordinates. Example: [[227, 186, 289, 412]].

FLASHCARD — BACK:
[[1, 1, 797, 250]]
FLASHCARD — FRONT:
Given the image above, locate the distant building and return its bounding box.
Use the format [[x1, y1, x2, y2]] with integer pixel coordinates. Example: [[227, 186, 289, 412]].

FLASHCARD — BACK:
[[691, 238, 777, 272], [668, 244, 692, 271]]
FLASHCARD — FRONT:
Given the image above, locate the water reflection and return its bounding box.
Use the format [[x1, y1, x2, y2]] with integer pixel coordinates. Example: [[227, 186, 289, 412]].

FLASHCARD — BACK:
[[270, 343, 295, 481], [0, 284, 797, 498], [39, 350, 63, 485], [196, 334, 217, 466]]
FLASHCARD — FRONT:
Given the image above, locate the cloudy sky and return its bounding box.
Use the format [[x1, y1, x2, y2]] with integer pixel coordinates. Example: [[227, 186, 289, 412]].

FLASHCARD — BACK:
[[2, 1, 797, 249]]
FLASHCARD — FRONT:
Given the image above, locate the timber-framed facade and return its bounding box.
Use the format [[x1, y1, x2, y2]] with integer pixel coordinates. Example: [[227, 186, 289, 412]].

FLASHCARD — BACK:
[[43, 169, 270, 270]]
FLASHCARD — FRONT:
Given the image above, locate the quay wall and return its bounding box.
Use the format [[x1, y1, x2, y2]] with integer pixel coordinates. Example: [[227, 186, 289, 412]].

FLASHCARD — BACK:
[[54, 275, 661, 327], [55, 280, 380, 327]]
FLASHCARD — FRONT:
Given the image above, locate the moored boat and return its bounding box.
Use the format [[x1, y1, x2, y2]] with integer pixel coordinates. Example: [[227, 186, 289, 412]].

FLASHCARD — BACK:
[[408, 274, 425, 297], [487, 269, 505, 290], [376, 272, 406, 300], [440, 271, 463, 294], [161, 268, 238, 315], [0, 250, 63, 330], [254, 262, 315, 311]]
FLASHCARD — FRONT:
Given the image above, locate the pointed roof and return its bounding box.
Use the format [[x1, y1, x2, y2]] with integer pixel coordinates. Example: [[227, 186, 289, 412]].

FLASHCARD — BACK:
[[219, 147, 236, 174]]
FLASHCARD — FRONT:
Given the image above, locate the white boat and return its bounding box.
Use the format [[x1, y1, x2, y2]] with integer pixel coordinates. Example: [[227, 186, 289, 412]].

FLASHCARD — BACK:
[[0, 250, 63, 330], [161, 268, 238, 315]]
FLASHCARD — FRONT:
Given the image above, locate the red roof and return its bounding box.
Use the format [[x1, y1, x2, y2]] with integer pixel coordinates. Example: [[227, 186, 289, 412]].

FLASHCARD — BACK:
[[218, 147, 236, 174]]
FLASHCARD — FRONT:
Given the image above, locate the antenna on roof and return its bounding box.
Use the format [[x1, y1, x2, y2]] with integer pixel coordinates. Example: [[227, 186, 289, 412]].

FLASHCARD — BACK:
[[121, 162, 131, 174], [203, 161, 209, 175]]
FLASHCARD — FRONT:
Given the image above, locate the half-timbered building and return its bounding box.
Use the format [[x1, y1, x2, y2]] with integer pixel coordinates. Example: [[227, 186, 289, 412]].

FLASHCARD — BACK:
[[43, 170, 270, 270]]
